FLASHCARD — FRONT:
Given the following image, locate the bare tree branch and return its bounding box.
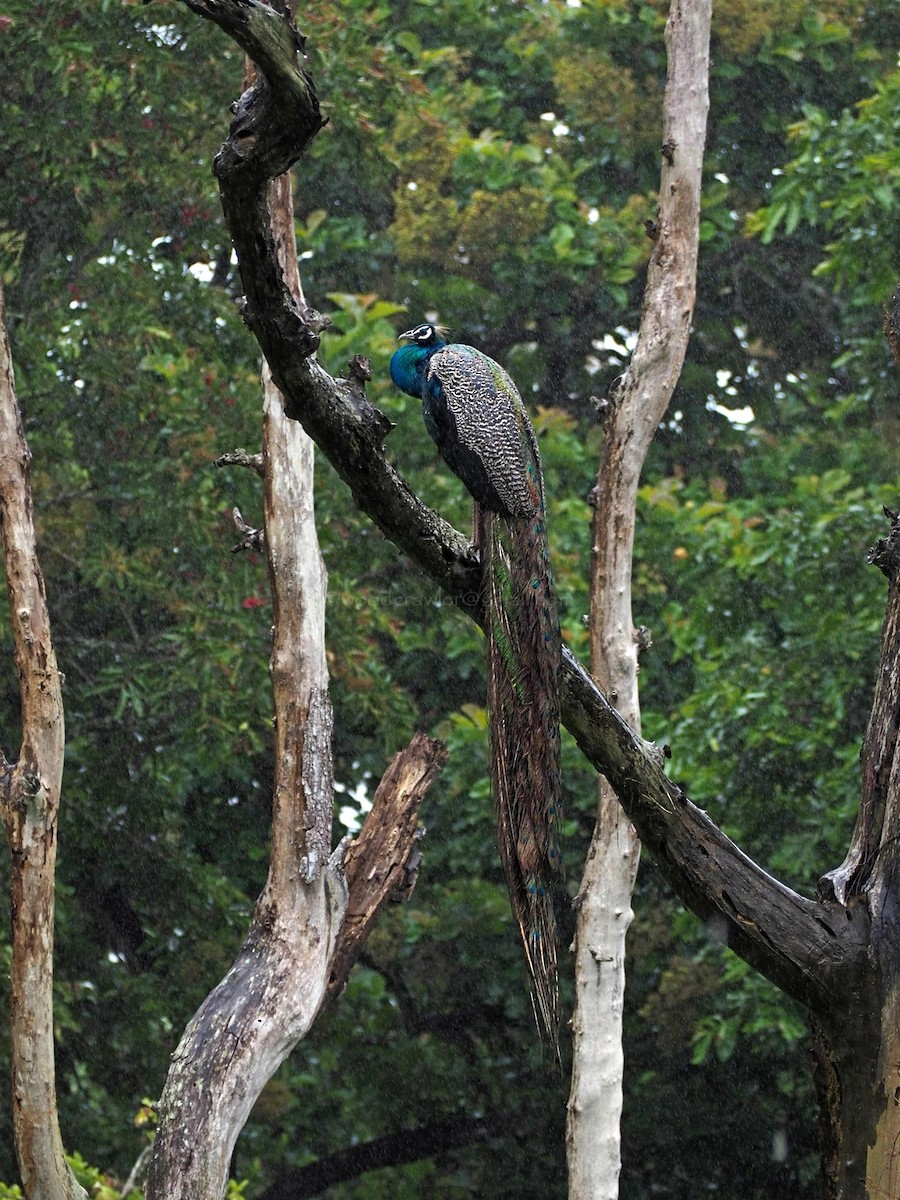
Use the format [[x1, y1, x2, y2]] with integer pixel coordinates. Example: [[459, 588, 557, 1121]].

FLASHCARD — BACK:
[[824, 509, 900, 907], [569, 2, 711, 1191], [256, 1110, 506, 1200], [323, 731, 447, 1007], [228, 505, 265, 553], [0, 281, 87, 1199], [214, 448, 265, 477], [559, 656, 869, 1010], [146, 153, 343, 1200], [883, 282, 900, 364]]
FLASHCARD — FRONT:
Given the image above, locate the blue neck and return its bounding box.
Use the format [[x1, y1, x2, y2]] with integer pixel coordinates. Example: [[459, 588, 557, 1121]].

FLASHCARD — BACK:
[[390, 338, 447, 399]]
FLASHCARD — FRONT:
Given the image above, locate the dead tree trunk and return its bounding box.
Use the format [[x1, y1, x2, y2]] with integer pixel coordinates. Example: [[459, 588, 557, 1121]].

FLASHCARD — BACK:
[[145, 123, 446, 1200], [0, 281, 87, 1200], [567, 2, 710, 1194], [144, 157, 342, 1198]]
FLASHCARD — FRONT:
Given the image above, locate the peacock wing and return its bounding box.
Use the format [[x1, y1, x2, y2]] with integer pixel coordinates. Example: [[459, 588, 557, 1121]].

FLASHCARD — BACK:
[[426, 346, 540, 519]]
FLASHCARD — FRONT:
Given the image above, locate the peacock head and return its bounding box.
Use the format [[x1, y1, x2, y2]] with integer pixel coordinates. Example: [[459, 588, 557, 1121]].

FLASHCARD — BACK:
[[391, 323, 450, 396], [397, 323, 449, 349]]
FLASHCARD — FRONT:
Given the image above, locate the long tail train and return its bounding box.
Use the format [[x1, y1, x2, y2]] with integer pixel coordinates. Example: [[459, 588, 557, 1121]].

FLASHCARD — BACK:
[[389, 323, 564, 1050], [483, 505, 562, 1049]]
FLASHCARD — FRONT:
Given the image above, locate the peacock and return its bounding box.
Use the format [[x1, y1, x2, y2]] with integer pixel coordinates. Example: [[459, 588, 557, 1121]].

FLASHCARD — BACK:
[[390, 322, 562, 1048]]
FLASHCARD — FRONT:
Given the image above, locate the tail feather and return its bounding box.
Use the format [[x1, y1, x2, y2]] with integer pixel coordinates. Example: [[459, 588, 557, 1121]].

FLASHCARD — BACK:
[[484, 507, 562, 1051]]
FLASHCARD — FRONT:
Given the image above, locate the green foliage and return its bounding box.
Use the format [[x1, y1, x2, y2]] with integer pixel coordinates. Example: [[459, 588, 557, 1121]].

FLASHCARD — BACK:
[[638, 466, 886, 886], [748, 68, 900, 304], [66, 1152, 125, 1200], [691, 953, 807, 1066]]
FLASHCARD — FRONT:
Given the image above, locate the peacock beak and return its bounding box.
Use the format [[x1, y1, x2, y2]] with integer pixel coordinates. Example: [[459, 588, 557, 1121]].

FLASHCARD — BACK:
[[397, 328, 417, 341]]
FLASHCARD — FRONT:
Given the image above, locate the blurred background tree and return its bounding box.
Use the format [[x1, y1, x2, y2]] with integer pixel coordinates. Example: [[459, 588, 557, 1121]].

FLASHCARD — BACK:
[[0, 0, 896, 1196]]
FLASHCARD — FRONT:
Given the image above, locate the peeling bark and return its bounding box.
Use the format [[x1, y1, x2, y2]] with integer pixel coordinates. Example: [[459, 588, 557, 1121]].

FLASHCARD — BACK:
[[145, 91, 446, 1196], [323, 732, 447, 1007], [567, 3, 711, 1195], [0, 281, 87, 1200], [145, 152, 340, 1200]]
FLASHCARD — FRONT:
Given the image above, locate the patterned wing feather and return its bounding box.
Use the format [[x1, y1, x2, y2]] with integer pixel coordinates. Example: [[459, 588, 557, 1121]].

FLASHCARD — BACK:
[[426, 346, 541, 519]]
